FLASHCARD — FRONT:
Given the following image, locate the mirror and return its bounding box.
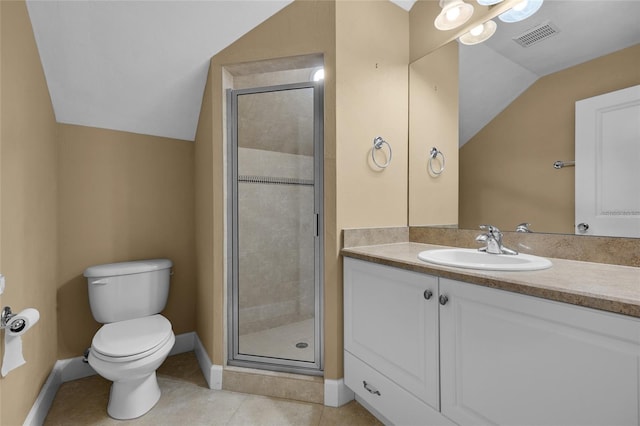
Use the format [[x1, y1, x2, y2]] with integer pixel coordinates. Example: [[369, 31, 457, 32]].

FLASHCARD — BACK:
[[409, 0, 640, 237]]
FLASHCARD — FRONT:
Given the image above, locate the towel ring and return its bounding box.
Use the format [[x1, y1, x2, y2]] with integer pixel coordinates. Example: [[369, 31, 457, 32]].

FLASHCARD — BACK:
[[428, 147, 445, 176], [372, 136, 392, 169]]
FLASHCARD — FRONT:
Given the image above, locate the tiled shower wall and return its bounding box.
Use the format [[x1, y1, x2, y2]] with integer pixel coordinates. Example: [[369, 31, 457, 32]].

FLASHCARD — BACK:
[[237, 147, 315, 335]]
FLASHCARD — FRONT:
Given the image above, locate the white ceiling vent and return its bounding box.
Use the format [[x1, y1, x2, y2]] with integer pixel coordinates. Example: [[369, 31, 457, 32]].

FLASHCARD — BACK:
[[513, 21, 560, 48]]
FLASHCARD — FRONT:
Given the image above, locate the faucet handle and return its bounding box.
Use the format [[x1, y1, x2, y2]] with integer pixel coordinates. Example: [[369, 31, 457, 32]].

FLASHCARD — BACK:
[[479, 224, 501, 236], [475, 233, 488, 243]]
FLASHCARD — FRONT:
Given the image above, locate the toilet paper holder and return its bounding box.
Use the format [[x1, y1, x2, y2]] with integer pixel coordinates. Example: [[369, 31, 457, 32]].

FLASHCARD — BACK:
[[1, 307, 26, 333]]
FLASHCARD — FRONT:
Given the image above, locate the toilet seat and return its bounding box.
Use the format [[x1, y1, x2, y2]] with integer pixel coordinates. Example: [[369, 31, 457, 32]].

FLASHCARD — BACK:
[[91, 314, 173, 363]]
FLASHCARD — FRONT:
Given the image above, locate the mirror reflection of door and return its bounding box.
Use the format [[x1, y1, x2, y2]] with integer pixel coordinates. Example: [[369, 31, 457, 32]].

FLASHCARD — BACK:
[[575, 84, 640, 237]]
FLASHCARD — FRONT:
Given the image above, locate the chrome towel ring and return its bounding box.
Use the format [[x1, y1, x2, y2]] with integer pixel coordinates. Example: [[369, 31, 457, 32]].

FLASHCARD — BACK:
[[372, 136, 392, 169], [428, 147, 445, 176]]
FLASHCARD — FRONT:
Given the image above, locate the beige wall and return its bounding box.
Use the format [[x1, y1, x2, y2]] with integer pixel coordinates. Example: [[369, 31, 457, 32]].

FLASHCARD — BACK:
[[194, 65, 216, 366], [336, 1, 409, 229], [57, 124, 196, 359], [0, 2, 58, 424], [409, 42, 459, 226], [195, 0, 409, 380], [334, 0, 409, 377], [1, 4, 196, 422], [459, 44, 640, 234]]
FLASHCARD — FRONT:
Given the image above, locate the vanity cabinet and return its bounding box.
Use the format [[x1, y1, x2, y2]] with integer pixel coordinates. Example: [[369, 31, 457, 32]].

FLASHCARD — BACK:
[[343, 258, 448, 424], [344, 257, 640, 426], [439, 277, 640, 425]]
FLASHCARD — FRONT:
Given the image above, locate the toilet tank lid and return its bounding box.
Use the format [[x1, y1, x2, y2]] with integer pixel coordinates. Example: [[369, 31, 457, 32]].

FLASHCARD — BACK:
[[83, 259, 173, 278]]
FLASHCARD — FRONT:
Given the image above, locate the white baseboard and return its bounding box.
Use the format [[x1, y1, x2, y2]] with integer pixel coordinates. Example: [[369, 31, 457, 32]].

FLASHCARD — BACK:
[[24, 331, 199, 425], [23, 361, 63, 426], [193, 333, 223, 390], [169, 331, 196, 356], [59, 357, 96, 382], [324, 378, 355, 407]]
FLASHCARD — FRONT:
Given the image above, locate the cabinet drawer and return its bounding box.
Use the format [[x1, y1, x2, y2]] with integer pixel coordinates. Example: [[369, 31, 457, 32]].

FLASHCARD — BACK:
[[345, 351, 452, 426]]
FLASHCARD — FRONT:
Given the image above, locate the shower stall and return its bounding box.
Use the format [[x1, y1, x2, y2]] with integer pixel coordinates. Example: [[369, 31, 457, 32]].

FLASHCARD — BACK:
[[228, 80, 323, 374]]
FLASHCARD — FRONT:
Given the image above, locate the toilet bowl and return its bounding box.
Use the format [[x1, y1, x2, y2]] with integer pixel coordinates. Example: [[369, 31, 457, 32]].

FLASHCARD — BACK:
[[88, 314, 175, 420], [83, 259, 174, 420]]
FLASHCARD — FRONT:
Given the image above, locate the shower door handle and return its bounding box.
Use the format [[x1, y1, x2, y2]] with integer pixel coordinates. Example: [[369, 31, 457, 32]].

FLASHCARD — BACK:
[[314, 213, 319, 237]]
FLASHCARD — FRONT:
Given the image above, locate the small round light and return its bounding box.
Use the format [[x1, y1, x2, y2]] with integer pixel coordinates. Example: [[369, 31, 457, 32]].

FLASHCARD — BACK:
[[458, 19, 497, 45], [469, 24, 484, 36], [434, 0, 474, 31], [445, 6, 461, 21], [499, 0, 543, 23], [311, 68, 324, 82], [513, 0, 528, 11]]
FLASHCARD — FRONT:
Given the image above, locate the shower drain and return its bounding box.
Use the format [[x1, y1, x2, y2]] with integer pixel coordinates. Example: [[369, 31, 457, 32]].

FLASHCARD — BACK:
[[295, 342, 309, 349]]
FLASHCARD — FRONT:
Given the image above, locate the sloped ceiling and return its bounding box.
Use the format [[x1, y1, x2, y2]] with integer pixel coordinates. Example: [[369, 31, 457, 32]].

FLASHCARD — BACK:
[[26, 0, 294, 141], [26, 0, 413, 142]]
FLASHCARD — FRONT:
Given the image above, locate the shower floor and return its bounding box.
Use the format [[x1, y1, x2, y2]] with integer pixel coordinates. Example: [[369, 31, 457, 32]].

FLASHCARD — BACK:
[[239, 318, 315, 362]]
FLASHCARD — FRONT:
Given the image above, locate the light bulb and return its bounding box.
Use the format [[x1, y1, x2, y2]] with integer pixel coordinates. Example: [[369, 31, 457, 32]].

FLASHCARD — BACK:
[[311, 68, 324, 82], [458, 19, 496, 45], [446, 6, 461, 22], [435, 0, 474, 31], [470, 24, 484, 36], [513, 0, 528, 11], [499, 0, 543, 23]]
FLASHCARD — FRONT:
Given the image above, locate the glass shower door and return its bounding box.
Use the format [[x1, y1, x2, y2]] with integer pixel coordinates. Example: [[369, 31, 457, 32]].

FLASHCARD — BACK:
[[229, 82, 323, 373]]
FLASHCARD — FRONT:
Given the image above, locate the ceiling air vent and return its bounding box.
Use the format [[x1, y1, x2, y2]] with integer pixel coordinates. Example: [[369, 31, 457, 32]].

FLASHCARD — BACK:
[[513, 21, 560, 48]]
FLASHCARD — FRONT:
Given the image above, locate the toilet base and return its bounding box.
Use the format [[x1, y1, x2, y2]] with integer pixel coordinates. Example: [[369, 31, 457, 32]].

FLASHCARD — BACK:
[[107, 372, 161, 420]]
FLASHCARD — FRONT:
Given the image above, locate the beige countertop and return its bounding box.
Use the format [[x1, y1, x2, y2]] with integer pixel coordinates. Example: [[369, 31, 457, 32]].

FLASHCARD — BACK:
[[341, 242, 640, 318]]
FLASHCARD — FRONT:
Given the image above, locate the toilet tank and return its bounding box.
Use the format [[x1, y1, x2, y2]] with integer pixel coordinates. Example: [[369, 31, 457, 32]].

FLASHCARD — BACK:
[[84, 259, 172, 323]]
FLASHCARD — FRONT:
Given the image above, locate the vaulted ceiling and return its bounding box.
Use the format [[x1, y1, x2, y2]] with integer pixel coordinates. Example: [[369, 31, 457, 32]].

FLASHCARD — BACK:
[[26, 1, 639, 143], [25, 0, 412, 142], [26, 0, 295, 141]]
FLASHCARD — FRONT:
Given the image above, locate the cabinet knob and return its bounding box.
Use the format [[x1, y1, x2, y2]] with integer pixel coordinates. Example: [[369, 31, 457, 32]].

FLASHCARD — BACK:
[[423, 289, 433, 300], [439, 295, 449, 305]]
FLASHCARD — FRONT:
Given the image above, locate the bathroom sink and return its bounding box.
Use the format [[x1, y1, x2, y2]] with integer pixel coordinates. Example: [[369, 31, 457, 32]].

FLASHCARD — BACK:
[[417, 248, 552, 271]]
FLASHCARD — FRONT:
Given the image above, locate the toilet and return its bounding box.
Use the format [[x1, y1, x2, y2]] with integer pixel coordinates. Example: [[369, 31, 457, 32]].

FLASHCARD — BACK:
[[83, 259, 175, 420]]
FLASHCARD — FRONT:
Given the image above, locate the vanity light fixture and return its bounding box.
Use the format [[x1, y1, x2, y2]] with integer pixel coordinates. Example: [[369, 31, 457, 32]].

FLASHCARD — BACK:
[[435, 0, 543, 45], [434, 0, 475, 31], [499, 0, 544, 23], [459, 20, 497, 45]]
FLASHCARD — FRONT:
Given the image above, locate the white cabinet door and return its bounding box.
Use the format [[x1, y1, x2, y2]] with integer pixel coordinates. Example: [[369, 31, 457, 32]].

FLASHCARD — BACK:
[[344, 258, 440, 410], [439, 278, 640, 426]]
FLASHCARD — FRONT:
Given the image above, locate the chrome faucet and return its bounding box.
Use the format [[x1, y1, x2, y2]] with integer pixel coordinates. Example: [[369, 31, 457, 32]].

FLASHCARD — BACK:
[[475, 225, 518, 255]]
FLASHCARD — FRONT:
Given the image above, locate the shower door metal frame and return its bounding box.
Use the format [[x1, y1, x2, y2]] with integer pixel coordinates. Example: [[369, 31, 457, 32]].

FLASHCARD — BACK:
[[227, 81, 324, 375]]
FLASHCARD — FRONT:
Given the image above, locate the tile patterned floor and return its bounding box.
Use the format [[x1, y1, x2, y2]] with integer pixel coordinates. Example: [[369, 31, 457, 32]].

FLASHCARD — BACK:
[[44, 352, 383, 426]]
